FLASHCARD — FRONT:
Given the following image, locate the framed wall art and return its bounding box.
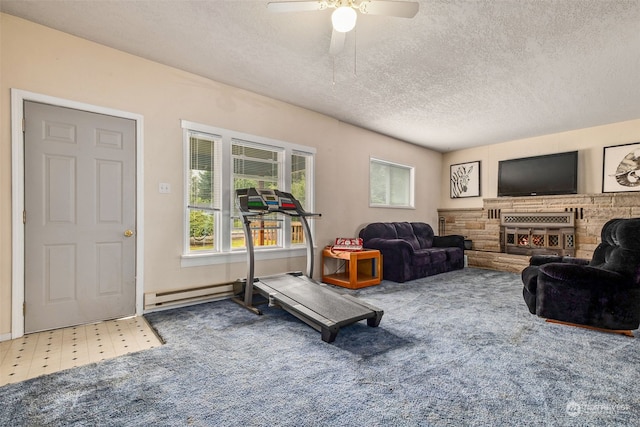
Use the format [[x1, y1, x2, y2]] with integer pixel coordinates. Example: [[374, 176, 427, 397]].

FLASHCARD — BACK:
[[450, 161, 481, 198], [602, 142, 640, 193]]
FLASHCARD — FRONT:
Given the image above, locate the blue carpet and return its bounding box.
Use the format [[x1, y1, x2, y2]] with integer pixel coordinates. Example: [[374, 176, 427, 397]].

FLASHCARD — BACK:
[[1, 268, 639, 426]]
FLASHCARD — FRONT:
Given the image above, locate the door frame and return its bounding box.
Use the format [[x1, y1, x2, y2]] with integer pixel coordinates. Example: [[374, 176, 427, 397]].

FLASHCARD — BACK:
[[11, 88, 145, 339]]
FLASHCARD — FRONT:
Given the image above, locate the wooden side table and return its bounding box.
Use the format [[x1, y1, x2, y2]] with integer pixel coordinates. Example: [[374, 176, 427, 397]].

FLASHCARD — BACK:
[[321, 248, 382, 289]]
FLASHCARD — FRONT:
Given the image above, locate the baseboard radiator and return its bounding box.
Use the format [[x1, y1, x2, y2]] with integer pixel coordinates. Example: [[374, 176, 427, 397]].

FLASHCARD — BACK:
[[144, 282, 236, 310]]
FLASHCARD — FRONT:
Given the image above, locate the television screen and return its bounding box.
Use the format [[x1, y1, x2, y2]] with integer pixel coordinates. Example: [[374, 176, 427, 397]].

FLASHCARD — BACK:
[[498, 151, 578, 197]]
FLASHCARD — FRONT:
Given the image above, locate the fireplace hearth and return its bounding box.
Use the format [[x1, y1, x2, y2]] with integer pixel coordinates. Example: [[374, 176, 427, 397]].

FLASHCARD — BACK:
[[500, 212, 575, 256]]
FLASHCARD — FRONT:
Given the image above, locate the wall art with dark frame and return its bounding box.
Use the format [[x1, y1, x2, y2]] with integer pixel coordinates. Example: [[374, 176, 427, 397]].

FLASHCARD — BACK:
[[602, 142, 640, 193], [450, 161, 481, 198]]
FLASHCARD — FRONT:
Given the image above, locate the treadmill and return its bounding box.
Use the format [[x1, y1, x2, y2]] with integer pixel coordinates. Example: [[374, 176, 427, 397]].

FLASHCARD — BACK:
[[232, 188, 383, 343]]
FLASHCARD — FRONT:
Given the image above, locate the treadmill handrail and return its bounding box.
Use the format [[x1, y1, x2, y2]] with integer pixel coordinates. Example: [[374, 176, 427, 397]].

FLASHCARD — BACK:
[[235, 187, 320, 306]]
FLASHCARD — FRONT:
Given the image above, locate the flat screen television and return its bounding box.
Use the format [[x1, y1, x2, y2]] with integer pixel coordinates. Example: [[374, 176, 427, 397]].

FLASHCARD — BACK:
[[498, 151, 578, 197]]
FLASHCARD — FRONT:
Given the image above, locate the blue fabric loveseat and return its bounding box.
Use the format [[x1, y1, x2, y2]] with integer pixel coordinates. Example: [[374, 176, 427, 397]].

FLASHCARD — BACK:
[[359, 222, 465, 283]]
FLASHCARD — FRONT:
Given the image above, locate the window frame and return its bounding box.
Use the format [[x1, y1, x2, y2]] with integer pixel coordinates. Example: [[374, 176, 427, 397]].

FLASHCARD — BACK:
[[181, 120, 316, 267], [369, 157, 415, 209]]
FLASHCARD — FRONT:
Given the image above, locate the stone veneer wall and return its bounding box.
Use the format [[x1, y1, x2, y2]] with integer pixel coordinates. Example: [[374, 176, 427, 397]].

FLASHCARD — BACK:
[[438, 193, 640, 273]]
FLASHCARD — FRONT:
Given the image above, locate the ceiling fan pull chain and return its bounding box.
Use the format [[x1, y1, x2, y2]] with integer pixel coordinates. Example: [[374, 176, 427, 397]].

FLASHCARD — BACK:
[[354, 26, 358, 77], [332, 56, 336, 87]]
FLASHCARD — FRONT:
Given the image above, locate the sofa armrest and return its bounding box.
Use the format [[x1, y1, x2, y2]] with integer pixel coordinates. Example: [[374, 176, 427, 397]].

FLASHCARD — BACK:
[[539, 263, 629, 288], [529, 255, 564, 266], [433, 234, 464, 250], [560, 256, 590, 266], [363, 238, 417, 278], [529, 255, 590, 266]]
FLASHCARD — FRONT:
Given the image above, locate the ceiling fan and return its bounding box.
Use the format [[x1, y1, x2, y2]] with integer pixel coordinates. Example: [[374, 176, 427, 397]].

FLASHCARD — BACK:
[[267, 0, 420, 55]]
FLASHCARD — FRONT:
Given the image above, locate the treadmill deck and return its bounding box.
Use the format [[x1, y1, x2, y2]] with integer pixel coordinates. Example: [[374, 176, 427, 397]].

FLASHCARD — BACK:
[[255, 274, 383, 341]]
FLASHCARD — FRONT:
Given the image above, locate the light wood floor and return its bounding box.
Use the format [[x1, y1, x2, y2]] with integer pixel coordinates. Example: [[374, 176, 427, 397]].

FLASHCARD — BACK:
[[0, 316, 162, 387]]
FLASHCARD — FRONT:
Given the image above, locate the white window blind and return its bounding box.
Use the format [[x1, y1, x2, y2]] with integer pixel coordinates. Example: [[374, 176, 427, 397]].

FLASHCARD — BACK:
[[187, 131, 221, 252]]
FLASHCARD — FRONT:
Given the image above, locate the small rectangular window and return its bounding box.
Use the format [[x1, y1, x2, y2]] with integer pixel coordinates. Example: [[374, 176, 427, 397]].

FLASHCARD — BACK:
[[370, 158, 414, 208]]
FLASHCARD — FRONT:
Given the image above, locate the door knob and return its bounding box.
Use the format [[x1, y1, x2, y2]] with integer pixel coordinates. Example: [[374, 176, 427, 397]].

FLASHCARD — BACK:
[[124, 230, 134, 237]]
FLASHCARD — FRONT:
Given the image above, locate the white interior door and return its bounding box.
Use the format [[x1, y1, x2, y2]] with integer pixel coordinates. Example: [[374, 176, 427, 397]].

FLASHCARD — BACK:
[[24, 101, 136, 333]]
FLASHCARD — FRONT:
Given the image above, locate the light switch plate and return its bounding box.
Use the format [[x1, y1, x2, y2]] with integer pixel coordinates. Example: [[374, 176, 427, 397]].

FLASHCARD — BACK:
[[159, 183, 171, 194]]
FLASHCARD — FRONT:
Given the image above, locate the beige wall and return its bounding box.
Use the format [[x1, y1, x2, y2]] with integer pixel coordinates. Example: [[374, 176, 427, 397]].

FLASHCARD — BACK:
[[0, 14, 442, 336], [440, 119, 640, 209]]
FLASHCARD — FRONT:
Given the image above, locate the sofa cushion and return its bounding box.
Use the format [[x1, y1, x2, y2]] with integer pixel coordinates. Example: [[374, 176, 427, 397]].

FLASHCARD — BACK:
[[359, 222, 397, 241], [394, 222, 420, 251], [425, 248, 447, 264], [590, 219, 640, 283], [411, 222, 434, 248], [443, 247, 464, 266], [412, 249, 432, 266]]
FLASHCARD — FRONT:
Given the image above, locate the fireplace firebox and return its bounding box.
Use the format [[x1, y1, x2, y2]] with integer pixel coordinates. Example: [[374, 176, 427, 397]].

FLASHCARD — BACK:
[[500, 212, 575, 257]]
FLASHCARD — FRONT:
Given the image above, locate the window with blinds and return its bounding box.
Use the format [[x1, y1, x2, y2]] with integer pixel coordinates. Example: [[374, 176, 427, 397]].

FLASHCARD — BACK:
[[370, 158, 414, 208], [232, 140, 283, 248], [290, 152, 312, 244], [188, 131, 221, 252], [182, 120, 315, 261]]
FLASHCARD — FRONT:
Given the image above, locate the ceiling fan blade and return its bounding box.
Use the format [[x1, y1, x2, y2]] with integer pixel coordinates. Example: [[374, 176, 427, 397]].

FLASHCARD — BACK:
[[267, 1, 327, 13], [360, 1, 419, 18], [329, 29, 346, 55]]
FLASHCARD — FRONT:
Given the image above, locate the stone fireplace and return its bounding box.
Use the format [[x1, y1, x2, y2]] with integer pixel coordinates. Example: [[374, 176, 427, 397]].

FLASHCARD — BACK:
[[500, 212, 575, 256], [438, 193, 640, 272]]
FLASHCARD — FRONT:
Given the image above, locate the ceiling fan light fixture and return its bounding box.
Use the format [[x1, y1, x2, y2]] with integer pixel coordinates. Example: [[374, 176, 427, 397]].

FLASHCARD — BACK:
[[331, 6, 357, 32]]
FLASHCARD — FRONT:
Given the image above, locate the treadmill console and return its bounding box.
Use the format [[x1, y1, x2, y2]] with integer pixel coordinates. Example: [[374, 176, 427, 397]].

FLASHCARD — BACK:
[[237, 188, 303, 214]]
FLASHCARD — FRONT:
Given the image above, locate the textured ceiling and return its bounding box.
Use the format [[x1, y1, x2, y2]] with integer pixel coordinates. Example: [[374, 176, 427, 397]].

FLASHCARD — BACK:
[[2, 0, 639, 152]]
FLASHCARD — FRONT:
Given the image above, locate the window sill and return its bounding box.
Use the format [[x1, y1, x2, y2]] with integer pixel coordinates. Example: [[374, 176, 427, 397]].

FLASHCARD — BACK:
[[369, 204, 416, 209], [181, 246, 308, 268]]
